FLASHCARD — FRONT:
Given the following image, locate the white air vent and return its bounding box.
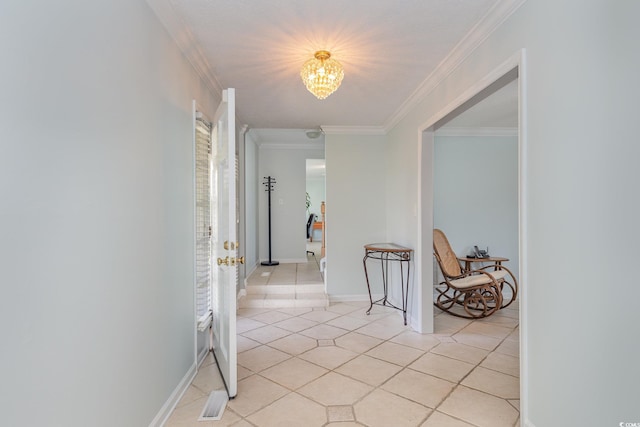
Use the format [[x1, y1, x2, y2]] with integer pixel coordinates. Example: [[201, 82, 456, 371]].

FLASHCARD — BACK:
[[198, 390, 228, 421]]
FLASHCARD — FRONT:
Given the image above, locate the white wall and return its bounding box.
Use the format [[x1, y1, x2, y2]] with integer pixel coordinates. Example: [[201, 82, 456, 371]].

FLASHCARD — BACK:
[[325, 134, 387, 297], [385, 1, 640, 425], [0, 1, 219, 425], [243, 133, 260, 274], [434, 134, 519, 278], [258, 146, 324, 262]]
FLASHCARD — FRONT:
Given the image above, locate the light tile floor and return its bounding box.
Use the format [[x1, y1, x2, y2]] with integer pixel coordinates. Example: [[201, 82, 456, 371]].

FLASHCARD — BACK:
[[240, 244, 327, 308], [165, 302, 520, 427]]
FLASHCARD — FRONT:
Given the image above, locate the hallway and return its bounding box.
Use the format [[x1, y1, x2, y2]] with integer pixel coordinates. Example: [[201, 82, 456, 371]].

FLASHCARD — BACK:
[[239, 242, 328, 309], [166, 301, 520, 426]]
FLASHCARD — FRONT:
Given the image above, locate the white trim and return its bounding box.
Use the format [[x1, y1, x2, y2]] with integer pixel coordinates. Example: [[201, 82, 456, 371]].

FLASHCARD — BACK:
[[145, 0, 222, 97], [328, 294, 382, 302], [518, 48, 530, 427], [148, 362, 197, 427], [321, 126, 386, 136], [258, 143, 325, 151], [436, 127, 518, 137], [197, 345, 210, 368], [418, 53, 523, 131], [243, 264, 258, 286], [259, 258, 308, 264], [416, 129, 435, 334], [416, 48, 528, 422], [191, 100, 198, 368], [385, 0, 527, 132], [237, 288, 247, 302]]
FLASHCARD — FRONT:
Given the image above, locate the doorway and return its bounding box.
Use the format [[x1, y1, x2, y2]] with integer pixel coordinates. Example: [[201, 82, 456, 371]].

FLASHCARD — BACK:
[[306, 158, 325, 257], [418, 50, 527, 418]]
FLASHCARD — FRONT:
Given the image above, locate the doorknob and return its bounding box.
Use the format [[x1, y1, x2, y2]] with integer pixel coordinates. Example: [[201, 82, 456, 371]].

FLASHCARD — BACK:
[[237, 256, 245, 264], [224, 241, 235, 250], [217, 256, 229, 266]]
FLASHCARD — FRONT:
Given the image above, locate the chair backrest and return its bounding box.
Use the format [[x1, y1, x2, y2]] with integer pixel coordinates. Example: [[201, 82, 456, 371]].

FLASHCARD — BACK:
[[433, 229, 462, 278], [306, 213, 316, 238]]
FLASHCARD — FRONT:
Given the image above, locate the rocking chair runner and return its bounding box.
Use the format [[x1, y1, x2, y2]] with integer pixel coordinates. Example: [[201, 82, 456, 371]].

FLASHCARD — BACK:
[[433, 229, 518, 318]]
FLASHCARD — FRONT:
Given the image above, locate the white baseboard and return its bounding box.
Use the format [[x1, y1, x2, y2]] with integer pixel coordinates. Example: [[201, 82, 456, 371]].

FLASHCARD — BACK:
[[150, 336, 212, 426], [524, 420, 535, 427], [237, 288, 247, 302], [197, 344, 209, 367], [244, 263, 258, 285], [148, 361, 197, 427], [408, 311, 420, 332], [328, 294, 382, 302], [259, 258, 308, 264]]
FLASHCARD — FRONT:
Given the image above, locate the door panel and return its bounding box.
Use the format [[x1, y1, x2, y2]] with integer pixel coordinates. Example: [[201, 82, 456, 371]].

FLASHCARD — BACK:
[[211, 89, 237, 398]]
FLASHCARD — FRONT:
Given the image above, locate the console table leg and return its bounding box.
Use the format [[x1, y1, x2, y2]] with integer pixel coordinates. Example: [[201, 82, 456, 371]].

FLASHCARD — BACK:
[[363, 255, 374, 315]]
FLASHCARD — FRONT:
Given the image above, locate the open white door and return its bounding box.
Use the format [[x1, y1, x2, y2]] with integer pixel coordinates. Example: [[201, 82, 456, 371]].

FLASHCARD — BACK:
[[211, 89, 237, 397]]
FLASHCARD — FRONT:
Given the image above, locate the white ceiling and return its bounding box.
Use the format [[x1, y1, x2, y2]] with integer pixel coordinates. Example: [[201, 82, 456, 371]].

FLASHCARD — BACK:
[[153, 0, 512, 130]]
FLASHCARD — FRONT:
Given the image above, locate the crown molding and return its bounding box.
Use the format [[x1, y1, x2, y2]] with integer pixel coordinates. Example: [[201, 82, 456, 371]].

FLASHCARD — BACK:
[[384, 0, 527, 132], [146, 0, 223, 98], [321, 126, 386, 136], [436, 127, 518, 137], [257, 142, 325, 150]]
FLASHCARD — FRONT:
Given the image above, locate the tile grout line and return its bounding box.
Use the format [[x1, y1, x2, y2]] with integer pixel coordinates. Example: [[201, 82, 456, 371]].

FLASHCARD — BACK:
[[231, 302, 520, 426]]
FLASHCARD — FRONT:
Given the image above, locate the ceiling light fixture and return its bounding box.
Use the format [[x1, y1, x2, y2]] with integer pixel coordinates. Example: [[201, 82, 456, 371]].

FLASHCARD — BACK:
[[300, 50, 344, 100], [305, 127, 324, 139]]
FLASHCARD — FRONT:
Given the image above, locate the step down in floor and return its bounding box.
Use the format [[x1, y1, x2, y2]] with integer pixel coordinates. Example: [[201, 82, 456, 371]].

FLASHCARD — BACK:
[[239, 284, 328, 309]]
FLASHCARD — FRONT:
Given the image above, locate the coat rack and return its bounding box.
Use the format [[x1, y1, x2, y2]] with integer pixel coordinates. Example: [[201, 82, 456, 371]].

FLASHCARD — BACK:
[[261, 176, 279, 266]]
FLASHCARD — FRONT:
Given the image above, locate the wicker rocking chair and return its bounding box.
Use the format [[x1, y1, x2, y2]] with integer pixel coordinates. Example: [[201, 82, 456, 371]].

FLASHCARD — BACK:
[[433, 229, 518, 318]]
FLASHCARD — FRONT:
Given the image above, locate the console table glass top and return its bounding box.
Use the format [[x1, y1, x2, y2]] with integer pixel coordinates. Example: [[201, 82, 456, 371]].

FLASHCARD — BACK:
[[364, 243, 412, 252]]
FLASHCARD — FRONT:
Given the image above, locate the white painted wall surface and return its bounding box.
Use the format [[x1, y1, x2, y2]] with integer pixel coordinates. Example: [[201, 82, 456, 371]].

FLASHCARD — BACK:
[[0, 1, 219, 425], [244, 133, 260, 273], [325, 134, 387, 297], [258, 146, 324, 262], [385, 1, 640, 425], [434, 135, 519, 279]]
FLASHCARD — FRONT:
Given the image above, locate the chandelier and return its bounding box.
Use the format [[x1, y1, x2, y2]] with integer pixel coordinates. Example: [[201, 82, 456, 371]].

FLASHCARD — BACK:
[[300, 50, 344, 99]]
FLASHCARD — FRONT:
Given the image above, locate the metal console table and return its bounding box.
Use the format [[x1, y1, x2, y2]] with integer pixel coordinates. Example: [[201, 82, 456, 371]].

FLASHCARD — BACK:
[[362, 243, 413, 325]]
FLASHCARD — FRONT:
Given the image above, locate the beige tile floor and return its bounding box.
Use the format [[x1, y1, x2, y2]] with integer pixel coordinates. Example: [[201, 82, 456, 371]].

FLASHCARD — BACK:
[[166, 261, 520, 427], [239, 243, 328, 308]]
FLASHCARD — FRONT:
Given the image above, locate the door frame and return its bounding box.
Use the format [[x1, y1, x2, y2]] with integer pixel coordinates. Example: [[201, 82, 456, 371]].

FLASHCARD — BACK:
[[417, 49, 528, 420]]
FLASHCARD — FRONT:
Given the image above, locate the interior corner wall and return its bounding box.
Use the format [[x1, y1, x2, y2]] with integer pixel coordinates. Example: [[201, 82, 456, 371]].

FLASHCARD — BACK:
[[434, 134, 519, 279], [384, 1, 640, 426], [0, 1, 220, 425], [325, 133, 387, 297], [258, 146, 324, 262], [244, 133, 260, 274]]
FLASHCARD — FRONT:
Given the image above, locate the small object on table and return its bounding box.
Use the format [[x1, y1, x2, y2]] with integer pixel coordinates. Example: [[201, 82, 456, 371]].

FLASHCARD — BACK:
[[362, 243, 413, 325], [457, 256, 509, 273]]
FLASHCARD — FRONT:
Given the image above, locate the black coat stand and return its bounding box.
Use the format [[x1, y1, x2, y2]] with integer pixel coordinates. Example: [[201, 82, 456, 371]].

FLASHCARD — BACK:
[[261, 176, 279, 266]]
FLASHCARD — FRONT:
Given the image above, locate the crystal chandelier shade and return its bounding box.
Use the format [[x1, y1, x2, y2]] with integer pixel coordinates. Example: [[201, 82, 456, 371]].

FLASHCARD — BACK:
[[300, 50, 344, 100]]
